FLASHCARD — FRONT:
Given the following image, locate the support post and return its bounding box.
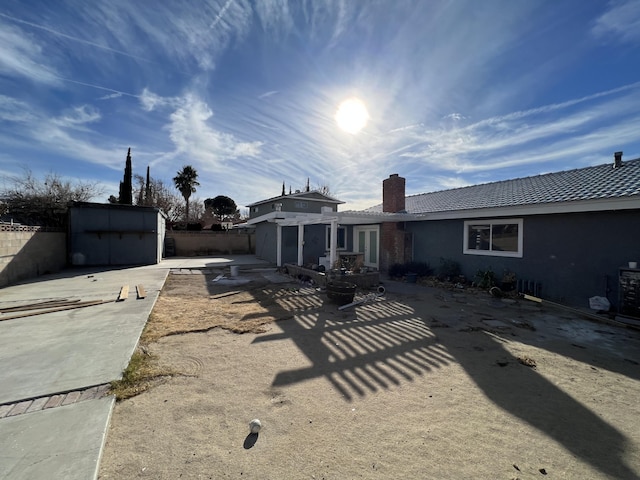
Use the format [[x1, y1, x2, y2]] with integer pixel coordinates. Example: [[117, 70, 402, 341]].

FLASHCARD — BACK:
[[329, 219, 338, 270], [276, 224, 282, 267], [297, 224, 304, 266]]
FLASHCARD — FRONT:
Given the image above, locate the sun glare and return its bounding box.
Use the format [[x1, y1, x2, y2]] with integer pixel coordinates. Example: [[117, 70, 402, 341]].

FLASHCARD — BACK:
[[335, 97, 369, 134]]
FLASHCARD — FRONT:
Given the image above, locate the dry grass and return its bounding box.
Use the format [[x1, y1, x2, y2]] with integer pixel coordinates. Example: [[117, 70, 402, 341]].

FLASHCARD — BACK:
[[110, 271, 304, 400]]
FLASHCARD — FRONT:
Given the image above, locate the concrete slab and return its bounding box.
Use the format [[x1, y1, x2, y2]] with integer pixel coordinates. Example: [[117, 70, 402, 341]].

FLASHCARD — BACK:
[[0, 396, 114, 480], [0, 256, 271, 480], [155, 255, 272, 270], [0, 266, 168, 404]]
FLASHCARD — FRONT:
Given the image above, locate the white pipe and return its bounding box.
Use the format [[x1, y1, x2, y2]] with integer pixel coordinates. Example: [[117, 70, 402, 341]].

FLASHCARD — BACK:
[[338, 292, 384, 310]]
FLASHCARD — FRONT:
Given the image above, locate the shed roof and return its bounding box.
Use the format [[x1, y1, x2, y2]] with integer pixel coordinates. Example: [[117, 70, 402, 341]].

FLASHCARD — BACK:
[[365, 157, 640, 215]]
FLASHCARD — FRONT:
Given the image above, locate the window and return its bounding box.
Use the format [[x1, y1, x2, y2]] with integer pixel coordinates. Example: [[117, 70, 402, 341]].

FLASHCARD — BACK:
[[463, 219, 523, 257], [326, 226, 347, 250], [295, 201, 308, 209]]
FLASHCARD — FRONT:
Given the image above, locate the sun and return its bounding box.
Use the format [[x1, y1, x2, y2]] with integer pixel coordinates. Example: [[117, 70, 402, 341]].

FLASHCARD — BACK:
[[335, 97, 369, 134]]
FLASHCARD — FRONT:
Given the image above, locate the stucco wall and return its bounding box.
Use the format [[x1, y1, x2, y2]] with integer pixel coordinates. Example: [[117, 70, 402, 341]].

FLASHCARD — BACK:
[[407, 210, 640, 308], [0, 226, 66, 288], [166, 231, 255, 256], [255, 223, 355, 266]]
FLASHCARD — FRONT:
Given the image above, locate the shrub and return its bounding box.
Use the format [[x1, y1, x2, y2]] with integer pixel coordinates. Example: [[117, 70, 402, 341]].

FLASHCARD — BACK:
[[438, 258, 461, 280], [388, 261, 432, 278], [388, 263, 407, 278], [405, 261, 432, 277], [474, 267, 496, 288], [186, 222, 203, 231]]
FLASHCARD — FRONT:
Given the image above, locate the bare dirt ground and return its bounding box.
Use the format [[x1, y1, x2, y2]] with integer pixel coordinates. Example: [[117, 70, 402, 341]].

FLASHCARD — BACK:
[[99, 270, 640, 480]]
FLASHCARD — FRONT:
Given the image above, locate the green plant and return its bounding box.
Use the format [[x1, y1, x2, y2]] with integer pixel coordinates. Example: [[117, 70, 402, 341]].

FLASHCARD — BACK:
[[474, 267, 496, 289], [109, 348, 175, 401], [388, 263, 407, 278], [438, 258, 461, 280], [405, 261, 432, 277], [388, 261, 432, 278], [501, 270, 517, 290]]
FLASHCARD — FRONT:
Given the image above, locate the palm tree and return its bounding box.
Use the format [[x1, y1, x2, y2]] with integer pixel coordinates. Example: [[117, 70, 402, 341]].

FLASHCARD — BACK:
[[173, 165, 200, 221]]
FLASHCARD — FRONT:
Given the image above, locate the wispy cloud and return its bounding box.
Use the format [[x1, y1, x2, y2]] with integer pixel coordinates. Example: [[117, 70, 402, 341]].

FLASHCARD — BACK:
[[396, 82, 640, 174], [0, 11, 155, 64], [592, 0, 640, 44], [0, 21, 60, 85], [53, 105, 101, 129], [140, 90, 263, 170]]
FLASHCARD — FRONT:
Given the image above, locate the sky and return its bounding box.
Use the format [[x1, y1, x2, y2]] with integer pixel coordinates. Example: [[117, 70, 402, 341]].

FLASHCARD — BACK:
[[1, 0, 639, 213]]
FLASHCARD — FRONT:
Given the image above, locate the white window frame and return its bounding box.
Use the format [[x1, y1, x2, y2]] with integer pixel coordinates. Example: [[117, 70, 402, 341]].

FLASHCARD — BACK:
[[463, 218, 523, 258], [326, 225, 347, 251]]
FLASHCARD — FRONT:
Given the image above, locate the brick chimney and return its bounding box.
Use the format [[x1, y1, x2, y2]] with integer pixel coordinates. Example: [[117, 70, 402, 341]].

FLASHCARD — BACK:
[[382, 174, 406, 213], [380, 174, 409, 273]]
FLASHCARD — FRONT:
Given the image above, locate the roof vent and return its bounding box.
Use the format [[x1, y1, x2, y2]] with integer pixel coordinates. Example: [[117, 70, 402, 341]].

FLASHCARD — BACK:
[[614, 151, 623, 169]]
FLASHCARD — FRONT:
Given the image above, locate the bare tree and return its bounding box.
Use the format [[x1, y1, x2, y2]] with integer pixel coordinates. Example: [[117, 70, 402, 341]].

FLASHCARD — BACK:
[[0, 169, 104, 227], [132, 174, 183, 221]]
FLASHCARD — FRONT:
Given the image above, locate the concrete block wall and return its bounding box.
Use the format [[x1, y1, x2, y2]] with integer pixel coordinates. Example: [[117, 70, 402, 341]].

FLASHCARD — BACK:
[[166, 231, 255, 256], [0, 226, 67, 288]]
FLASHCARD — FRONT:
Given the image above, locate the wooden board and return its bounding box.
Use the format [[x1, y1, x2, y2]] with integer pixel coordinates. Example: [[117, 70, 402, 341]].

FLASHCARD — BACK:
[[136, 284, 146, 299], [117, 285, 130, 302]]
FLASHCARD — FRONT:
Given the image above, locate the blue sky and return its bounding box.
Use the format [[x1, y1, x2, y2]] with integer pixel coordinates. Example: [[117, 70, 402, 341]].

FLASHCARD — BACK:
[[1, 1, 639, 212]]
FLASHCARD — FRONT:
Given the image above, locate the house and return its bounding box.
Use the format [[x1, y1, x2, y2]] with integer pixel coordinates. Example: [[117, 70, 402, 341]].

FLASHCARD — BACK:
[[248, 153, 640, 310], [246, 188, 343, 266]]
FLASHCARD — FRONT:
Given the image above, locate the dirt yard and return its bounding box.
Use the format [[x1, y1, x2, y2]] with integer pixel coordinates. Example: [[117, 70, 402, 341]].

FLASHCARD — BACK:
[[98, 269, 640, 479]]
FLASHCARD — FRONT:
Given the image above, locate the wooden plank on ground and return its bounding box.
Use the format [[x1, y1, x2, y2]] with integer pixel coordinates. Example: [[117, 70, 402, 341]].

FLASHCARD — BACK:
[[117, 285, 129, 302], [0, 299, 111, 321], [136, 284, 146, 299], [0, 299, 80, 313]]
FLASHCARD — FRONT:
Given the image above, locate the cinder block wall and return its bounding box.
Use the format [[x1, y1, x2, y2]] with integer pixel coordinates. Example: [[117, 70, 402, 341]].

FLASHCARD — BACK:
[[166, 231, 255, 256], [0, 227, 67, 288]]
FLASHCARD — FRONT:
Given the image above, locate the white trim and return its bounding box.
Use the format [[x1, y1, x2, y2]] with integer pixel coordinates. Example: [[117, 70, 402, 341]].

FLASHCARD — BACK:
[[413, 196, 640, 221], [463, 218, 523, 258]]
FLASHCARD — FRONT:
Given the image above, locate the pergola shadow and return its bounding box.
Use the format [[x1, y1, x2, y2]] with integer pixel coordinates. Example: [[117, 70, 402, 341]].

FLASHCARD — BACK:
[[255, 297, 453, 400], [246, 286, 638, 479]]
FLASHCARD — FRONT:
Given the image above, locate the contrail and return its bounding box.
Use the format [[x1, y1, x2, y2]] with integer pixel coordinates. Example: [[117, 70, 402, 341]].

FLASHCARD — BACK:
[[51, 74, 140, 98], [0, 11, 154, 64], [209, 0, 234, 30]]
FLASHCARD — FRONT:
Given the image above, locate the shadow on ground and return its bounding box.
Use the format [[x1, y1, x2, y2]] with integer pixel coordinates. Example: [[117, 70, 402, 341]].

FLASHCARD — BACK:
[[239, 280, 640, 480]]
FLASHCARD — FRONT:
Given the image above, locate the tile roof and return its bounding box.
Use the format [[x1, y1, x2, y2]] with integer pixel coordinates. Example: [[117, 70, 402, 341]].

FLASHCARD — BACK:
[[366, 158, 640, 214]]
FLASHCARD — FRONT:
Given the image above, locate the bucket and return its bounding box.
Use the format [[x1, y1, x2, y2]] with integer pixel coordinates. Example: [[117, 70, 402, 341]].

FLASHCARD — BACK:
[[230, 265, 240, 277], [326, 281, 357, 306]]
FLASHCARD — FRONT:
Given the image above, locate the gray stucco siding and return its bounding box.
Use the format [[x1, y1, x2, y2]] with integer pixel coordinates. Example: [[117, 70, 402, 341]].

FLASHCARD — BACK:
[[407, 210, 640, 309]]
